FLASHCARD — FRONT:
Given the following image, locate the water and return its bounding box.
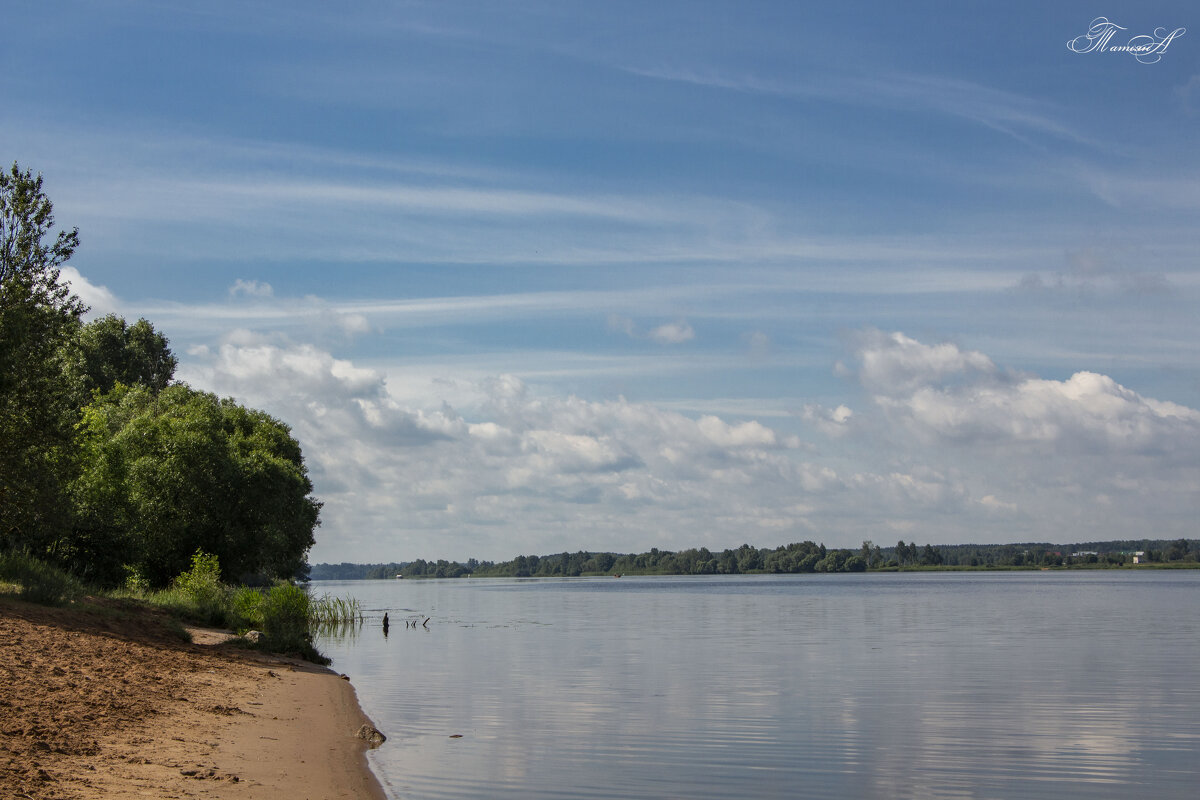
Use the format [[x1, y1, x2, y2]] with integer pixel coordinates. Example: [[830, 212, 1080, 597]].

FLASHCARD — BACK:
[[313, 572, 1200, 799]]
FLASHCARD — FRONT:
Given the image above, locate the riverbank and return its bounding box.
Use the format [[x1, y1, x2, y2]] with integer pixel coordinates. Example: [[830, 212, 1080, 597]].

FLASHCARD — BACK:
[[0, 596, 385, 800]]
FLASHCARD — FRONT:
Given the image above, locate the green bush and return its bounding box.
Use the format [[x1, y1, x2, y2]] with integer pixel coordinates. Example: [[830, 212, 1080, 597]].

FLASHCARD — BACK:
[[166, 550, 230, 626], [123, 564, 151, 593], [107, 553, 329, 663], [0, 550, 85, 605], [260, 583, 310, 649], [229, 585, 265, 631]]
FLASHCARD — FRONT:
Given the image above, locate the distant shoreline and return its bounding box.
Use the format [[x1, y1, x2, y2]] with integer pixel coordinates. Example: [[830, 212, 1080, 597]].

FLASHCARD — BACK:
[[312, 538, 1200, 581], [312, 561, 1200, 580]]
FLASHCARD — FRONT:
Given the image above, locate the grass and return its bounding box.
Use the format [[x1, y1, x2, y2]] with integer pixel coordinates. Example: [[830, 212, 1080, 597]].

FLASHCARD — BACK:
[[1, 549, 358, 663], [0, 549, 85, 605], [309, 593, 363, 625]]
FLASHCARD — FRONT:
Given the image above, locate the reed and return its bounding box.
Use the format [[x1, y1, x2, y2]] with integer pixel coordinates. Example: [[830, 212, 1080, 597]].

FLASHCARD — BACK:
[[308, 593, 363, 626]]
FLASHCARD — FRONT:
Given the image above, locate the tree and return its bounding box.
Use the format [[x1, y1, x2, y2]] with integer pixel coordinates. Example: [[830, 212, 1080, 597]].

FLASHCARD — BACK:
[[63, 314, 177, 401], [736, 543, 763, 572], [71, 384, 321, 586], [1168, 538, 1190, 562], [0, 164, 85, 555]]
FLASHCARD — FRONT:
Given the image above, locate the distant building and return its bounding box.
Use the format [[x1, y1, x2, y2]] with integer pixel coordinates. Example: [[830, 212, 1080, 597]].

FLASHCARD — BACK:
[[1132, 551, 1146, 564], [1071, 551, 1098, 557]]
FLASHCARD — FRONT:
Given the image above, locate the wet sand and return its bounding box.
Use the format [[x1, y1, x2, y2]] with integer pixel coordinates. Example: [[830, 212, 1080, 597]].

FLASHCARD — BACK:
[[0, 596, 385, 800]]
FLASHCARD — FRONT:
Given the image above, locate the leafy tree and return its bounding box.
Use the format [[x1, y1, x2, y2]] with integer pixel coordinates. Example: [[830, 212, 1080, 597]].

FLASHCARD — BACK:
[[736, 543, 763, 572], [0, 164, 85, 555], [71, 384, 320, 586], [63, 314, 177, 401]]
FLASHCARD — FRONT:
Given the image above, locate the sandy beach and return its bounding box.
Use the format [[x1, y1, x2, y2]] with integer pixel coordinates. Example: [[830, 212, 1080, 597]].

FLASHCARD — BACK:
[[0, 596, 385, 800]]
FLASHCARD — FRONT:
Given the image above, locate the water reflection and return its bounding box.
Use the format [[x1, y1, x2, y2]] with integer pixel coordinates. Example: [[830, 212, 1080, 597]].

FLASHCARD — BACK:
[[316, 572, 1200, 800]]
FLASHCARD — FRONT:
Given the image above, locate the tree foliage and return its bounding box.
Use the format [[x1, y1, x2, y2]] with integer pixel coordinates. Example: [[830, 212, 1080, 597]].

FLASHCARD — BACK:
[[63, 314, 177, 402], [0, 164, 85, 552], [71, 384, 320, 587], [1, 163, 321, 588]]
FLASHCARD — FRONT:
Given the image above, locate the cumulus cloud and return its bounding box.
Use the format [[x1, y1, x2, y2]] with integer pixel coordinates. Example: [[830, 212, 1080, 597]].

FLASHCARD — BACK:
[[979, 495, 1017, 513], [168, 327, 1200, 561], [836, 330, 1200, 543], [802, 403, 853, 437], [607, 315, 695, 345], [849, 332, 1200, 457], [895, 371, 1200, 455], [59, 266, 119, 318], [229, 278, 274, 298], [180, 338, 830, 560], [648, 320, 695, 344], [853, 329, 994, 395]]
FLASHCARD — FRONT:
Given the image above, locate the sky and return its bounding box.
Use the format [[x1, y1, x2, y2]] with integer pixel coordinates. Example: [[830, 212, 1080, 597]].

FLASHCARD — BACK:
[[4, 1, 1198, 562]]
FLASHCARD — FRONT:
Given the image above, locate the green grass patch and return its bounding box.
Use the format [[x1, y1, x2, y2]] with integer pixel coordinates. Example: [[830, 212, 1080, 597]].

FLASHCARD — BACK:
[[0, 550, 86, 606]]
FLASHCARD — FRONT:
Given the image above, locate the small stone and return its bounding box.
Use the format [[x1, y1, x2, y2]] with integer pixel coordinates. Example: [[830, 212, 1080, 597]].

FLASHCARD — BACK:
[[242, 630, 263, 644]]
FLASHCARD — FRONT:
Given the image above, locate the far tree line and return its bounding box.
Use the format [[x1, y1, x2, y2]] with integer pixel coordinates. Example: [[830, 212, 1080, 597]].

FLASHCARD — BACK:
[[311, 537, 1199, 580]]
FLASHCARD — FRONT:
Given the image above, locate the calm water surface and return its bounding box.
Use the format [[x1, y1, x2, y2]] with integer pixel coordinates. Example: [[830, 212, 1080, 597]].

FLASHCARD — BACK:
[[313, 572, 1200, 799]]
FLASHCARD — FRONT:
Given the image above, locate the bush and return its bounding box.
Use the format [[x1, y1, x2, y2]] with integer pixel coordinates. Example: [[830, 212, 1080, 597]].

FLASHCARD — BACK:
[[170, 550, 229, 626], [111, 552, 330, 663], [260, 583, 311, 652], [0, 550, 85, 605], [229, 585, 265, 631]]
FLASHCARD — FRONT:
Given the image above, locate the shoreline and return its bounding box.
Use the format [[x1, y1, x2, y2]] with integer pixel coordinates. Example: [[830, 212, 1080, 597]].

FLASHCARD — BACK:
[[0, 596, 386, 799]]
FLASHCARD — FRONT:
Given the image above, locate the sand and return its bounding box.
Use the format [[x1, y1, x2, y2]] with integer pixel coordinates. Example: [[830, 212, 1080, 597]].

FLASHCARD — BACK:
[[0, 596, 386, 800]]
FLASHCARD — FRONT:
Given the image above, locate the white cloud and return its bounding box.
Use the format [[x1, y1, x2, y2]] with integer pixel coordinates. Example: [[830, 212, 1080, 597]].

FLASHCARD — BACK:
[[167, 327, 1200, 561], [979, 495, 1017, 513], [802, 403, 853, 437], [229, 278, 274, 298], [854, 329, 995, 395], [648, 320, 695, 345], [59, 266, 119, 318], [836, 331, 1200, 543], [854, 333, 1200, 454], [607, 315, 696, 345], [179, 339, 832, 560]]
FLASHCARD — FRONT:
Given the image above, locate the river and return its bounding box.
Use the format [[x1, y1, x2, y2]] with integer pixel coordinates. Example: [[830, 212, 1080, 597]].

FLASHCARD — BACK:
[[313, 571, 1200, 799]]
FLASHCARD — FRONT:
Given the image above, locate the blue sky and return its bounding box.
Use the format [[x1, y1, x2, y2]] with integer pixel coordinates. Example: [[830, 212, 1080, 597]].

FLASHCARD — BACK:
[[5, 1, 1198, 562]]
